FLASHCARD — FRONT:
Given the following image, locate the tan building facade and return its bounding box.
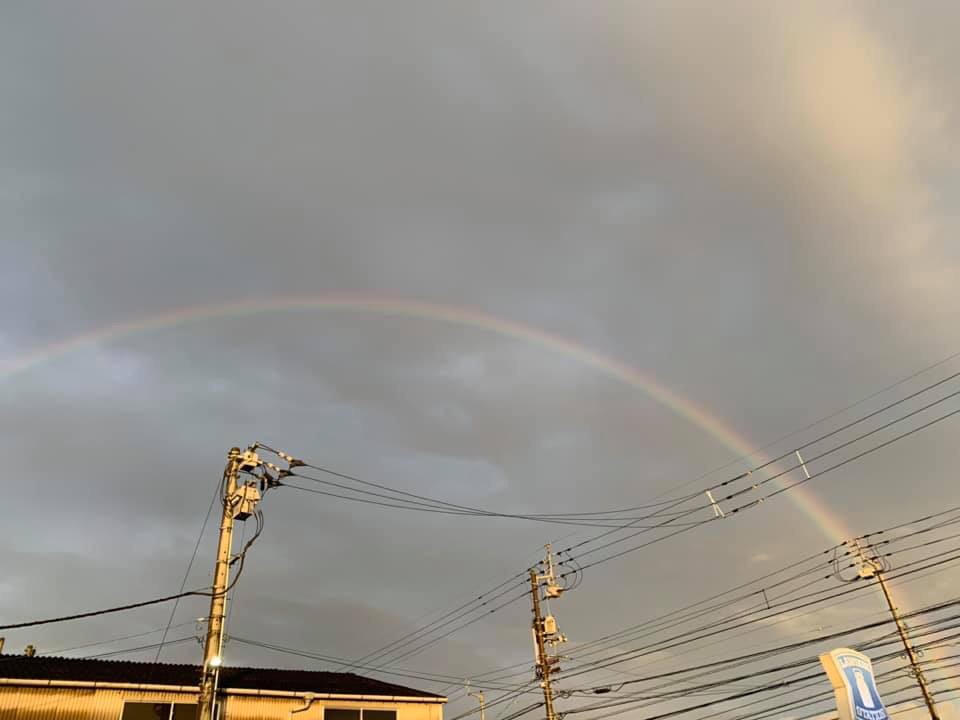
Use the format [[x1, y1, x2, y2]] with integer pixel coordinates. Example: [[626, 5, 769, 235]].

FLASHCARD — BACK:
[[0, 656, 446, 720]]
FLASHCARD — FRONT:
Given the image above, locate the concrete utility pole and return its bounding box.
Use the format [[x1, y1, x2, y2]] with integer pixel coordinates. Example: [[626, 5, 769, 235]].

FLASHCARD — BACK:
[[199, 447, 262, 720], [466, 682, 486, 720], [530, 568, 557, 720], [852, 540, 939, 720], [529, 545, 568, 720]]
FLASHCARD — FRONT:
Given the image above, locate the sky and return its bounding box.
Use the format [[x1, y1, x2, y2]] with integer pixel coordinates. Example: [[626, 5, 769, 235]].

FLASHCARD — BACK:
[[2, 2, 959, 720]]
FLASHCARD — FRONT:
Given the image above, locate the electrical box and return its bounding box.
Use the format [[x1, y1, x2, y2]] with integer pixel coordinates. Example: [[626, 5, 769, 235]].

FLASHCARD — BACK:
[[233, 483, 261, 520], [543, 615, 558, 635]]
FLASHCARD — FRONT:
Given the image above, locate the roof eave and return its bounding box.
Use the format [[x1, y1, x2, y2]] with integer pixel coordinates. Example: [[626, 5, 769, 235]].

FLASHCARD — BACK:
[[0, 678, 446, 703]]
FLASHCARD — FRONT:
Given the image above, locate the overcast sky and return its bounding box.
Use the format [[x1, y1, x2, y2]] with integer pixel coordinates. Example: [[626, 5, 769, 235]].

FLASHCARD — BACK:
[[2, 3, 959, 720]]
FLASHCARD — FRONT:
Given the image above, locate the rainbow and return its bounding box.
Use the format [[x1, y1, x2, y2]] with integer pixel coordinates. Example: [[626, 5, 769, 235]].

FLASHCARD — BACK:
[[1, 293, 851, 541], [6, 296, 947, 696]]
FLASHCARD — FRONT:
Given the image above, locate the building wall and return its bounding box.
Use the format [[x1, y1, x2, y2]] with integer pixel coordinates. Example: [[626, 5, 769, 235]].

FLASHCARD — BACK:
[[0, 686, 191, 720], [223, 696, 445, 720], [0, 686, 444, 720]]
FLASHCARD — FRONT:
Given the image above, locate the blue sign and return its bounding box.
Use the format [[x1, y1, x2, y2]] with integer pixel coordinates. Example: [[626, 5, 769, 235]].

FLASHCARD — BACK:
[[820, 648, 888, 720]]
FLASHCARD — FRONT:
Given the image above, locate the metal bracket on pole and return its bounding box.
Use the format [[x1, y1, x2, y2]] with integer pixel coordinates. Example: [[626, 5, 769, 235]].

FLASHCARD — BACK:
[[706, 490, 725, 518]]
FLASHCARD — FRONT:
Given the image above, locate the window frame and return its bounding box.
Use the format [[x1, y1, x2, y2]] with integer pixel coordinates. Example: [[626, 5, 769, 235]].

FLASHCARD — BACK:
[[324, 707, 398, 720], [118, 701, 201, 720]]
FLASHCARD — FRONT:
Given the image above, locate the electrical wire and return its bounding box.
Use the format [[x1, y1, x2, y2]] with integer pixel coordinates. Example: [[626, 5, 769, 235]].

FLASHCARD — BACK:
[[857, 504, 960, 541], [0, 589, 212, 631], [516, 534, 960, 692], [445, 509, 960, 692], [555, 549, 960, 685], [232, 636, 529, 692], [446, 581, 960, 717], [369, 590, 531, 669], [602, 350, 960, 508], [565, 552, 836, 658], [83, 636, 198, 660], [247, 368, 960, 694], [562, 662, 960, 720], [548, 368, 960, 560], [239, 367, 960, 686], [295, 462, 697, 519], [284, 473, 704, 528], [558, 401, 960, 575], [155, 475, 221, 662], [477, 541, 960, 694], [338, 574, 529, 671], [547, 371, 960, 568], [0, 514, 267, 631], [260, 355, 960, 526], [66, 622, 199, 657], [566, 610, 960, 699]]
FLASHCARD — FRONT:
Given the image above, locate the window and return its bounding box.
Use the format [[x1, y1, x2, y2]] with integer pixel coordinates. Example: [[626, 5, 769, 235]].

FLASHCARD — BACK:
[[121, 703, 198, 720], [173, 706, 201, 720], [326, 710, 361, 720], [326, 709, 396, 720], [364, 711, 397, 720]]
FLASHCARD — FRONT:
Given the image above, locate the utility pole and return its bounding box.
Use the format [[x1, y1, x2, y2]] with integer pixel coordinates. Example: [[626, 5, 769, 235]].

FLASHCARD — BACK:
[[529, 545, 568, 720], [850, 540, 939, 720], [466, 682, 486, 720], [198, 447, 263, 720]]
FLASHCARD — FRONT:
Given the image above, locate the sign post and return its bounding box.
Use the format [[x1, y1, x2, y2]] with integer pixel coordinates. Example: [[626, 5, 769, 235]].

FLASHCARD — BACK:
[[819, 648, 888, 720]]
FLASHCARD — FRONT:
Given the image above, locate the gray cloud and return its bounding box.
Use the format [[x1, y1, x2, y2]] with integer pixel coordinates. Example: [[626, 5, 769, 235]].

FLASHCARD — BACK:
[[2, 2, 959, 718]]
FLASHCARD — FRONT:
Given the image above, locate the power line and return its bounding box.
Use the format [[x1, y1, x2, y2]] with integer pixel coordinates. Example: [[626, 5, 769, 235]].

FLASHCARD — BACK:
[[552, 370, 960, 563], [236, 366, 960, 686], [567, 607, 960, 697], [232, 636, 530, 692], [284, 352, 960, 525], [559, 401, 960, 574], [446, 508, 960, 694], [339, 575, 530, 672], [554, 548, 960, 685], [156, 475, 221, 662], [474, 535, 960, 696], [231, 369, 960, 694], [349, 545, 558, 682], [857, 504, 960, 541], [268, 369, 960, 537], [84, 636, 198, 660], [0, 589, 209, 631], [537, 534, 960, 689], [3, 462, 274, 634], [59, 622, 197, 657], [562, 659, 960, 720], [282, 479, 703, 528], [564, 554, 835, 659], [607, 350, 960, 505], [253, 442, 705, 522], [370, 591, 531, 668]]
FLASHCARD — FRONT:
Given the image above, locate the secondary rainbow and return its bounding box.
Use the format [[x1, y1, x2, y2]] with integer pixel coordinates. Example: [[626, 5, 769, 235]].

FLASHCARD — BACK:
[[1, 293, 851, 541]]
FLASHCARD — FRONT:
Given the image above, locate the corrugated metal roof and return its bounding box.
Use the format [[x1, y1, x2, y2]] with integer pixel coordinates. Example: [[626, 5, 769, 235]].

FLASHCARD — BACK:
[[0, 656, 442, 698]]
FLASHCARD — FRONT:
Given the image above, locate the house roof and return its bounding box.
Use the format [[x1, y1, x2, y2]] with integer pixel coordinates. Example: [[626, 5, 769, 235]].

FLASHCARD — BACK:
[[0, 655, 444, 699]]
